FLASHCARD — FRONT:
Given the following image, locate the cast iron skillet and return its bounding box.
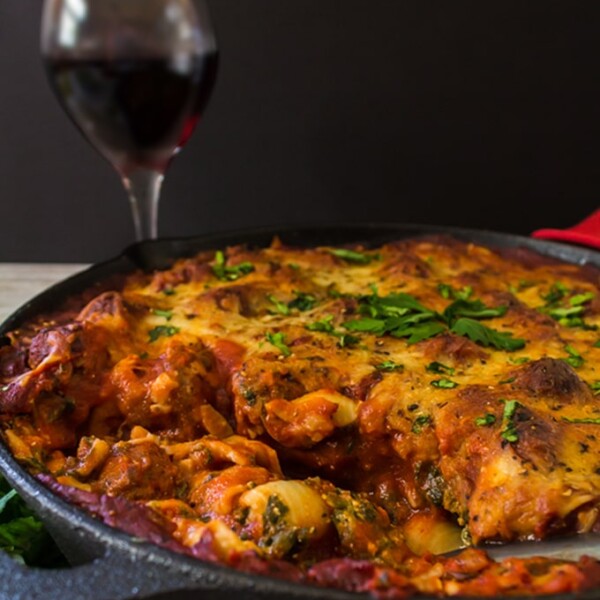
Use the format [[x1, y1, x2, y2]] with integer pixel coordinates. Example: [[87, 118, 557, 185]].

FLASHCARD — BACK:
[[0, 223, 599, 600]]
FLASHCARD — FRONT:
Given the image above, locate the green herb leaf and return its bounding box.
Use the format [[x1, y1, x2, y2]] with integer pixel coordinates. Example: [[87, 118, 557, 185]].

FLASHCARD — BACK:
[[570, 292, 595, 306], [152, 308, 173, 321], [541, 282, 569, 304], [0, 477, 67, 567], [288, 291, 317, 312], [308, 316, 360, 348], [562, 416, 600, 425], [267, 294, 290, 316], [412, 415, 432, 434], [475, 414, 497, 427], [508, 356, 530, 365], [443, 299, 507, 323], [162, 287, 176, 296], [265, 332, 292, 357], [391, 321, 447, 344], [375, 360, 404, 372], [306, 316, 335, 334], [589, 381, 600, 395], [344, 318, 387, 335], [212, 250, 255, 281], [148, 325, 180, 342], [426, 361, 455, 375], [500, 399, 521, 443], [563, 344, 584, 368], [438, 284, 473, 300], [431, 378, 458, 389], [328, 248, 378, 265], [337, 333, 360, 348], [450, 318, 525, 351]]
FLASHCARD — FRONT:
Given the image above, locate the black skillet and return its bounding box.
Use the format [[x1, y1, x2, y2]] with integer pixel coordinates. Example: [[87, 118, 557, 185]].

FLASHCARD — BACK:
[[0, 223, 599, 600]]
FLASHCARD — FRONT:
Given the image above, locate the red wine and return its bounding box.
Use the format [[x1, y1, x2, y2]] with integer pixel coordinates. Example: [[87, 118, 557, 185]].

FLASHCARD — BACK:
[[45, 54, 218, 174]]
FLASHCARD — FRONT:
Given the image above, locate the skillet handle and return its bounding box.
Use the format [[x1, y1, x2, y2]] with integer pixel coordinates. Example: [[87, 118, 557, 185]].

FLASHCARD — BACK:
[[532, 208, 600, 250], [0, 546, 246, 600]]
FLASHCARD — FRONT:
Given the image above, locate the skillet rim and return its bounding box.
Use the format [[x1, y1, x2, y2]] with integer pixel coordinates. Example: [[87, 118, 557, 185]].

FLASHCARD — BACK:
[[0, 221, 599, 600]]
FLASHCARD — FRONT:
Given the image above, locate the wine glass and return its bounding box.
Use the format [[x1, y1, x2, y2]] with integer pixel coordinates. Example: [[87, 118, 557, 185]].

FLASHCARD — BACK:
[[40, 0, 218, 241]]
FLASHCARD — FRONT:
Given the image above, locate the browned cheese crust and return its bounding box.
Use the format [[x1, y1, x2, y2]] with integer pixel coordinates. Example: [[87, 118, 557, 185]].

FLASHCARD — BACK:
[[1, 235, 600, 597]]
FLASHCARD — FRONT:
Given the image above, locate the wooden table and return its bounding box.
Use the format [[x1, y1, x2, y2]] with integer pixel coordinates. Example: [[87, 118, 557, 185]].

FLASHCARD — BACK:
[[0, 264, 89, 322]]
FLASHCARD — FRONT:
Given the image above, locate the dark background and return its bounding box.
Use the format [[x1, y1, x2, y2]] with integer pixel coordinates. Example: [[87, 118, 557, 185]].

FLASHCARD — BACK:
[[0, 1, 598, 263]]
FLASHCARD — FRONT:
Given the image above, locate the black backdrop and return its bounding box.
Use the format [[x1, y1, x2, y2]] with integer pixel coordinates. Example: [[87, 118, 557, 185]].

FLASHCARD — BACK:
[[0, 1, 598, 263]]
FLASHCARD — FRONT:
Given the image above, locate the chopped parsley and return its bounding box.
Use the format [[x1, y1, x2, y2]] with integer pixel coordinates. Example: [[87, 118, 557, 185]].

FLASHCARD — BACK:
[[267, 294, 290, 316], [563, 345, 584, 369], [328, 248, 379, 265], [475, 413, 497, 427], [148, 325, 180, 342], [500, 399, 521, 443], [426, 361, 455, 375], [211, 250, 255, 281], [539, 283, 596, 329], [589, 381, 600, 395], [443, 299, 507, 322], [562, 416, 600, 425], [431, 378, 458, 389], [152, 308, 173, 320], [307, 316, 360, 348], [437, 284, 473, 301], [450, 318, 525, 351], [375, 360, 404, 372], [412, 415, 432, 434], [342, 288, 525, 351], [541, 282, 568, 304], [508, 356, 530, 365], [306, 315, 336, 334], [288, 291, 317, 312], [265, 332, 292, 357]]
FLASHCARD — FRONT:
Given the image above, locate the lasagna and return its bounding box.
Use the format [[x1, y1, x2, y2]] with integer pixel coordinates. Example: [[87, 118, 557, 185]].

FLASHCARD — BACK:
[[1, 235, 600, 597]]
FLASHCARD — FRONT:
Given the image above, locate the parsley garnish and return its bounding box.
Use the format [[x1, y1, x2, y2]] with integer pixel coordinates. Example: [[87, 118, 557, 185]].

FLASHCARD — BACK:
[[570, 292, 595, 306], [539, 284, 596, 329], [375, 360, 404, 372], [412, 415, 432, 434], [443, 299, 507, 322], [306, 315, 336, 334], [450, 318, 525, 351], [162, 287, 176, 296], [589, 381, 600, 395], [306, 315, 360, 348], [475, 413, 496, 427], [288, 291, 317, 312], [343, 288, 525, 351], [500, 399, 521, 443], [265, 332, 292, 357], [542, 282, 568, 304], [426, 361, 455, 375], [437, 284, 473, 301], [212, 250, 255, 281], [562, 416, 600, 425], [508, 356, 530, 365], [152, 308, 173, 320], [149, 325, 180, 342], [267, 294, 290, 316], [563, 345, 584, 368], [431, 378, 458, 389], [328, 248, 378, 265]]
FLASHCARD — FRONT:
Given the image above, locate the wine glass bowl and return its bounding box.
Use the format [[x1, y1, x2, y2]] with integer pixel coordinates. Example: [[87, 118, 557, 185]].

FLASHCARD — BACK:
[[41, 0, 218, 240]]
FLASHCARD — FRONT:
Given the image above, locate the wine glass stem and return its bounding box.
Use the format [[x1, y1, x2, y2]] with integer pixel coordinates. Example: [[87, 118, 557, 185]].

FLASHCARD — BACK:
[[122, 169, 164, 241]]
